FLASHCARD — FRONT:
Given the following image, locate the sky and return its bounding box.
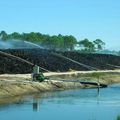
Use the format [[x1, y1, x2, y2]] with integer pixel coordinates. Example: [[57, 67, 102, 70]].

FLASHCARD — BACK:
[[0, 0, 120, 50]]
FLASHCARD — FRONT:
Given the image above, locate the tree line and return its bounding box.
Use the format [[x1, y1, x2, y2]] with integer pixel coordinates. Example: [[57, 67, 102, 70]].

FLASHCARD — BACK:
[[0, 31, 105, 52]]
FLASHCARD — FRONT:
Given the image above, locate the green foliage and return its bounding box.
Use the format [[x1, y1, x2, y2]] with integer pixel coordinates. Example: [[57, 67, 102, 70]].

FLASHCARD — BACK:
[[63, 35, 77, 51], [77, 38, 106, 53], [0, 31, 8, 40], [93, 39, 105, 51], [0, 30, 107, 52], [10, 32, 22, 39], [78, 38, 95, 52]]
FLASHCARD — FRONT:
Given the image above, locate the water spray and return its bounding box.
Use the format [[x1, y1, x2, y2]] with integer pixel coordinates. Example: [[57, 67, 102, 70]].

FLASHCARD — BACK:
[[23, 41, 43, 49], [23, 40, 98, 70], [107, 64, 120, 69], [51, 53, 98, 70], [0, 50, 50, 72]]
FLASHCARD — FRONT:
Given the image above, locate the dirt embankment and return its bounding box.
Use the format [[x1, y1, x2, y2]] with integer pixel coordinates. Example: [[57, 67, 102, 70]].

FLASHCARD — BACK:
[[0, 74, 83, 99], [0, 70, 120, 99]]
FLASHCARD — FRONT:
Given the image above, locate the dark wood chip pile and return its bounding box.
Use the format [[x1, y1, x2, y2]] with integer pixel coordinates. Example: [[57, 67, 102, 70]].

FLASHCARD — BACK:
[[0, 49, 120, 74]]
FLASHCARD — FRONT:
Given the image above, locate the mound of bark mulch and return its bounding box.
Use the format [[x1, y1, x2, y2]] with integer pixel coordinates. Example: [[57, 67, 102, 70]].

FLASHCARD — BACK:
[[0, 49, 120, 74]]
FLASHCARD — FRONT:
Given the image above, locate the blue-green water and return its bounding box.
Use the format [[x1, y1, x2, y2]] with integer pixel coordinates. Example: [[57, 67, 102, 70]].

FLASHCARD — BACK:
[[0, 84, 120, 120]]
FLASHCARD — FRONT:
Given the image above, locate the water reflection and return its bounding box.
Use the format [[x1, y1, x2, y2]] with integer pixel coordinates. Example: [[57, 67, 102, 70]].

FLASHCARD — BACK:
[[32, 87, 100, 106], [32, 95, 41, 111], [0, 84, 120, 120], [0, 96, 25, 105]]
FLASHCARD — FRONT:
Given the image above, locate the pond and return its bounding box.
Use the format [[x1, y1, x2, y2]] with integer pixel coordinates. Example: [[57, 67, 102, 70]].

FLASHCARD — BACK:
[[0, 84, 120, 120]]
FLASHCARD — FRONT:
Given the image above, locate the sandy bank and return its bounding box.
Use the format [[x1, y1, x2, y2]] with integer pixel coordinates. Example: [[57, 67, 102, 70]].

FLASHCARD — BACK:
[[0, 80, 84, 99], [0, 69, 120, 99]]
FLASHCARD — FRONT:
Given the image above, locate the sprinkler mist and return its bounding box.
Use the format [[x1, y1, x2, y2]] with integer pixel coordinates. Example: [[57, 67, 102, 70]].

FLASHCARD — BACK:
[[0, 50, 50, 72], [23, 40, 98, 70], [51, 53, 98, 70], [107, 64, 120, 69], [23, 41, 44, 49]]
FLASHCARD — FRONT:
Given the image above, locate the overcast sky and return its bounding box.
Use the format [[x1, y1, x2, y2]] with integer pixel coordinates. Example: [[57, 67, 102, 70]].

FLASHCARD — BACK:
[[0, 0, 120, 50]]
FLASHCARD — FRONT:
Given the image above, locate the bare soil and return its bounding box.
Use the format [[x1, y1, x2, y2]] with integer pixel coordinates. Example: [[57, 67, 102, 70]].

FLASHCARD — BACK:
[[0, 70, 120, 99]]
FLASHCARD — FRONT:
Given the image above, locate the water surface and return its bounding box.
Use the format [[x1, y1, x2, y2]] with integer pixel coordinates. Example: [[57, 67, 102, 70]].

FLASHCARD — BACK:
[[0, 84, 120, 120]]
